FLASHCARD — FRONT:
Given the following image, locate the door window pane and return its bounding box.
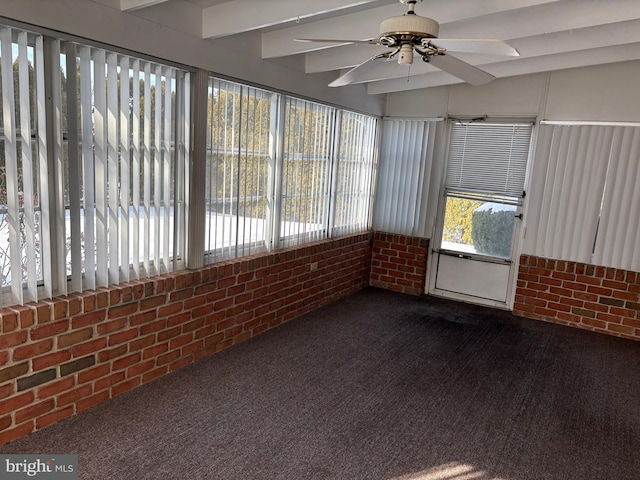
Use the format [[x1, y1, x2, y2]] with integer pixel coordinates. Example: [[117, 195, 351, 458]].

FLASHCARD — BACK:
[[441, 194, 516, 259]]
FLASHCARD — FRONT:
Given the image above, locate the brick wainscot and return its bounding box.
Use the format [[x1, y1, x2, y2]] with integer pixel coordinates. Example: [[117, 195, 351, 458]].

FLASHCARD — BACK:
[[370, 232, 429, 296], [0, 234, 372, 445], [514, 255, 640, 340]]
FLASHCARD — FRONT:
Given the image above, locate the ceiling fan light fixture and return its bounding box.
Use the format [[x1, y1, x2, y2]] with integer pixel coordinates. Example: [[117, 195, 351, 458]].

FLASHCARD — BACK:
[[398, 44, 414, 64]]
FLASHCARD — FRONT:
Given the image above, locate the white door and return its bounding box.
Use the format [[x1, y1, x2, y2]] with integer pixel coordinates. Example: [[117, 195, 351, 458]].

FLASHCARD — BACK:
[[427, 121, 533, 309]]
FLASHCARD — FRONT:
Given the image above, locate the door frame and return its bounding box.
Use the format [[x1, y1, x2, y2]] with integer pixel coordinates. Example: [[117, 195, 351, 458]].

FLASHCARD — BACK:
[[426, 194, 525, 310], [426, 118, 534, 310]]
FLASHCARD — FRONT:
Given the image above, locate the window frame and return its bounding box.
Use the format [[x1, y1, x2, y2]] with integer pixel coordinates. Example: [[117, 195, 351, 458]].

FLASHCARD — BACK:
[[0, 20, 380, 307]]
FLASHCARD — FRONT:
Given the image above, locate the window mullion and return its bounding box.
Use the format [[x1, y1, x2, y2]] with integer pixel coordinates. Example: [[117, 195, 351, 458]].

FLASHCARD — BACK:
[[327, 110, 341, 238], [268, 93, 283, 251]]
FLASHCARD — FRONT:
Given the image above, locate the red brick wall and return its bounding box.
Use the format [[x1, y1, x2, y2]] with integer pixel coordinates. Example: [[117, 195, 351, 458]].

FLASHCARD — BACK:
[[370, 232, 429, 296], [514, 255, 640, 340], [0, 233, 372, 445]]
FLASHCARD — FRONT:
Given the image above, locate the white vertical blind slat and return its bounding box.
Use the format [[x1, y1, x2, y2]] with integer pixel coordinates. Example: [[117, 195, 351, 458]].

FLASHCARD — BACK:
[[65, 43, 82, 293], [35, 35, 53, 300], [93, 49, 108, 287], [79, 46, 96, 290], [142, 62, 152, 277], [17, 32, 38, 302], [119, 55, 130, 282], [107, 53, 119, 284], [153, 64, 162, 273], [131, 59, 141, 279], [1, 27, 22, 305], [162, 67, 172, 272], [51, 39, 67, 296]]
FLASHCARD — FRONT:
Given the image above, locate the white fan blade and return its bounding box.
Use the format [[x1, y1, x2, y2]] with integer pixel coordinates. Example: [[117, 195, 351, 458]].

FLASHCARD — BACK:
[[428, 39, 519, 57], [295, 38, 379, 45], [429, 54, 495, 86], [329, 54, 386, 87]]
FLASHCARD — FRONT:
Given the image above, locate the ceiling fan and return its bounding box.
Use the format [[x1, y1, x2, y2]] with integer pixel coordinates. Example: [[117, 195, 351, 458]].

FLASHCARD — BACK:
[[296, 0, 519, 87]]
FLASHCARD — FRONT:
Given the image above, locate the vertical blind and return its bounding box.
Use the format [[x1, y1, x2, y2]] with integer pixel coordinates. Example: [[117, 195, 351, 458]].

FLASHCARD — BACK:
[[446, 122, 532, 199], [524, 123, 640, 271], [205, 78, 274, 261], [0, 27, 49, 306], [331, 111, 378, 236], [373, 119, 440, 237], [204, 80, 379, 257], [62, 41, 189, 292], [1, 24, 378, 307], [593, 126, 640, 270], [0, 26, 190, 307], [280, 97, 335, 246]]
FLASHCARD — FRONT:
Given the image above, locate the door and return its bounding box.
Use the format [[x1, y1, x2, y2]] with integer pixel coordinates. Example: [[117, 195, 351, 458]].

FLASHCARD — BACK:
[[428, 121, 533, 309]]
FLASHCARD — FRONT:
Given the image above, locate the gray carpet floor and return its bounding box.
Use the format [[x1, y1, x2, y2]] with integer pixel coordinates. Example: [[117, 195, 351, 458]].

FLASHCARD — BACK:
[[2, 287, 640, 479]]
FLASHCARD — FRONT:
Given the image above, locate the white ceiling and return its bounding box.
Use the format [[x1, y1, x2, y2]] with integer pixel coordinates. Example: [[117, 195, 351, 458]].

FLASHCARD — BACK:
[[120, 0, 640, 95]]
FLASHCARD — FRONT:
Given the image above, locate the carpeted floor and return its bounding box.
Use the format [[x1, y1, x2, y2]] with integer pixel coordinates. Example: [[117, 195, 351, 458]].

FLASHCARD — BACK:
[[2, 287, 640, 479]]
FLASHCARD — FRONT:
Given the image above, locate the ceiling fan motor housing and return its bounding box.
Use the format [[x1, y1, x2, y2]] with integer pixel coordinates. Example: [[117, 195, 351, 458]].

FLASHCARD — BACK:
[[378, 14, 439, 41]]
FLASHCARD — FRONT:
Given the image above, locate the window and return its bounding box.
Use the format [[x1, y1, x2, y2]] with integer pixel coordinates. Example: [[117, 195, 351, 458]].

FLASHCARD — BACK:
[[1, 28, 378, 307], [205, 79, 275, 261], [1, 27, 48, 305], [280, 97, 334, 246], [441, 121, 532, 259], [204, 78, 380, 262], [0, 25, 190, 307], [61, 42, 189, 291], [332, 111, 378, 236]]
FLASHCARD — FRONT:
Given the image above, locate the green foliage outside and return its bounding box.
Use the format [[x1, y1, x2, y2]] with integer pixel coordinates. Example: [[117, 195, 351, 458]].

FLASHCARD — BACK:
[[442, 197, 482, 245], [471, 208, 515, 258]]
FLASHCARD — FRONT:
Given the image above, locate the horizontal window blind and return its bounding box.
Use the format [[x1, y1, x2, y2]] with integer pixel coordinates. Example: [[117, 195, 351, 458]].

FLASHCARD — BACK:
[[331, 111, 378, 236], [446, 122, 532, 199], [524, 123, 640, 271], [373, 119, 440, 237]]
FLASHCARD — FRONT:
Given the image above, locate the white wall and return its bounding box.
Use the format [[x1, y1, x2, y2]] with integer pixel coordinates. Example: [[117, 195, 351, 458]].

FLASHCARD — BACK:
[[0, 0, 385, 116], [386, 60, 640, 121]]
